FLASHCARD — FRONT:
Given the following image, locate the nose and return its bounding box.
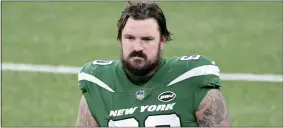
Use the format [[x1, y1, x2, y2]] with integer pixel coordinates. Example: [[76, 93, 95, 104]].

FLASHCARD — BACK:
[[133, 41, 143, 51]]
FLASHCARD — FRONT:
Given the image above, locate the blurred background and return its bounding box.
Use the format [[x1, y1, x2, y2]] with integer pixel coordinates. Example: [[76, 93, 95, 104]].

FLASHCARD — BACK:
[[2, 1, 282, 126]]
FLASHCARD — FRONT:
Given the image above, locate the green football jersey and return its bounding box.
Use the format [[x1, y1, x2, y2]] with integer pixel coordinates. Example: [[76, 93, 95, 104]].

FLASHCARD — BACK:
[[78, 55, 221, 127]]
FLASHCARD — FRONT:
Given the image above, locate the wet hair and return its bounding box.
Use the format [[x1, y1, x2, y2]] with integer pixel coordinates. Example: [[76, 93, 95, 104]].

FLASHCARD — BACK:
[[117, 1, 172, 42]]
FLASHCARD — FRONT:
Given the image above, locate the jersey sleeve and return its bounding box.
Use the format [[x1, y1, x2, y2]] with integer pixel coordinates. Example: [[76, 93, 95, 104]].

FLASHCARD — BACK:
[[195, 56, 221, 89], [77, 60, 116, 94], [77, 61, 113, 125], [78, 62, 93, 93], [178, 55, 221, 89], [182, 55, 222, 111]]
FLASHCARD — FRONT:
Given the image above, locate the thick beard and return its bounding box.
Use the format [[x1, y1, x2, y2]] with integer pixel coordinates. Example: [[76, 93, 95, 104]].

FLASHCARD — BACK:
[[121, 47, 161, 76]]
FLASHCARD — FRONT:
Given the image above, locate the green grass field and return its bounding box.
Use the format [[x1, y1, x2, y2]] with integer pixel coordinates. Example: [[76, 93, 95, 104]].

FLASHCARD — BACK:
[[2, 1, 283, 126]]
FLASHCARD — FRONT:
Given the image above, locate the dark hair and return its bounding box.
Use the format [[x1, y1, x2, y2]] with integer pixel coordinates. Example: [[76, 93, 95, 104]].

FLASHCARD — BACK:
[[117, 1, 172, 42]]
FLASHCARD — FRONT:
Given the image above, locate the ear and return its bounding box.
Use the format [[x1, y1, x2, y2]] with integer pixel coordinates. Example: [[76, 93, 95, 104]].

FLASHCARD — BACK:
[[160, 36, 166, 49]]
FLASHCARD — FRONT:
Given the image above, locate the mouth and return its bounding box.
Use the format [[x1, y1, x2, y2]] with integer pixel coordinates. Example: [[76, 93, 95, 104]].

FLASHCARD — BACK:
[[132, 56, 144, 59], [130, 56, 145, 63]]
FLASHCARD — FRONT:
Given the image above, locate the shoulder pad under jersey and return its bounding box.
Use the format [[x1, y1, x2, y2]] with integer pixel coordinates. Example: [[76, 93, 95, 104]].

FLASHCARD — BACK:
[[168, 55, 221, 88]]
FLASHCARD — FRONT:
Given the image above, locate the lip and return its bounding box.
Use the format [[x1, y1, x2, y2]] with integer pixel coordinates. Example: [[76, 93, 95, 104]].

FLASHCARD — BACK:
[[131, 56, 144, 59]]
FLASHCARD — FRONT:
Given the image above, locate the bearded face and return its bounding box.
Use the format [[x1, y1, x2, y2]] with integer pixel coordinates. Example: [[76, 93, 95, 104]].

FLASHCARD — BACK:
[[120, 18, 165, 76]]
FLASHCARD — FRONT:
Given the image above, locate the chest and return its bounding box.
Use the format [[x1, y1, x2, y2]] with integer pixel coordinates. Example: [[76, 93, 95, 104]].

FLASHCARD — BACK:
[[97, 84, 198, 127]]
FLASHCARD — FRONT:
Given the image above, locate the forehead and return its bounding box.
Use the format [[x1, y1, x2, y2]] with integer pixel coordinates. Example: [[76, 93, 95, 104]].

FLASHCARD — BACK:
[[122, 18, 159, 36]]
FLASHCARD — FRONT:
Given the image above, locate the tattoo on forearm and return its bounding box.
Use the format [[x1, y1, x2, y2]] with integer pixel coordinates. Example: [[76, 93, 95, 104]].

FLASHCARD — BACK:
[[76, 96, 98, 127], [196, 89, 232, 127]]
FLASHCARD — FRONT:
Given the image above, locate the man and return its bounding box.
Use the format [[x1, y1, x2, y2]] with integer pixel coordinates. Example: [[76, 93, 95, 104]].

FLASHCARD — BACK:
[[76, 1, 231, 127]]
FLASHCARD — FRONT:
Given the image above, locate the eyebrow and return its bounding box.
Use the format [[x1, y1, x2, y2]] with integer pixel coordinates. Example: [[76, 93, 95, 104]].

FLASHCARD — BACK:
[[124, 34, 155, 39], [124, 34, 134, 37]]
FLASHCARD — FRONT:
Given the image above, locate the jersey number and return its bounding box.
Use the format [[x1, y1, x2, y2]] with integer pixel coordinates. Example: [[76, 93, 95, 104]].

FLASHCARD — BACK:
[[180, 55, 201, 61], [108, 114, 181, 127], [92, 60, 113, 65]]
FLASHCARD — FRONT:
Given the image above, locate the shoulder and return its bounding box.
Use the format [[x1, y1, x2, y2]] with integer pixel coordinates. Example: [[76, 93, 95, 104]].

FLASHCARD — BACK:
[[171, 55, 216, 67], [78, 60, 119, 92], [167, 55, 218, 73], [182, 55, 219, 77], [166, 55, 220, 88], [79, 60, 119, 75]]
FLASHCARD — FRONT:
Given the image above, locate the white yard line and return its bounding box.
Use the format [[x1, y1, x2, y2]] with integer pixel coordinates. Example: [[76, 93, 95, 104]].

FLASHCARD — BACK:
[[2, 62, 283, 82], [2, 63, 80, 74]]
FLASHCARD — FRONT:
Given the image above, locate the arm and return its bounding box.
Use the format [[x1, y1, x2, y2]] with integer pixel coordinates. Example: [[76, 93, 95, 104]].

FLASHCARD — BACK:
[[196, 89, 232, 127], [76, 96, 98, 127]]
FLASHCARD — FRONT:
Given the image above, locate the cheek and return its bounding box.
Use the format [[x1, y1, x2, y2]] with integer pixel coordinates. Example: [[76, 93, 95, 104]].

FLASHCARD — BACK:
[[144, 42, 160, 59], [121, 43, 132, 56]]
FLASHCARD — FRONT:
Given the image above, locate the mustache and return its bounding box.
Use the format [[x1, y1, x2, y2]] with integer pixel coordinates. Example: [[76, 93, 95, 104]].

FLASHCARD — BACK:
[[128, 51, 147, 59]]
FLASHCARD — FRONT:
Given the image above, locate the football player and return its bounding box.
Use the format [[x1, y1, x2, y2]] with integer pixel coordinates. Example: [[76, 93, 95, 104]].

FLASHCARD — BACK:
[[76, 1, 231, 127]]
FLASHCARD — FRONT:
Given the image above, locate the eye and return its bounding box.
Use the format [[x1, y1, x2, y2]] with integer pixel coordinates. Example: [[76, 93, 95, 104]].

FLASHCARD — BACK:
[[126, 36, 135, 40], [142, 37, 153, 42]]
